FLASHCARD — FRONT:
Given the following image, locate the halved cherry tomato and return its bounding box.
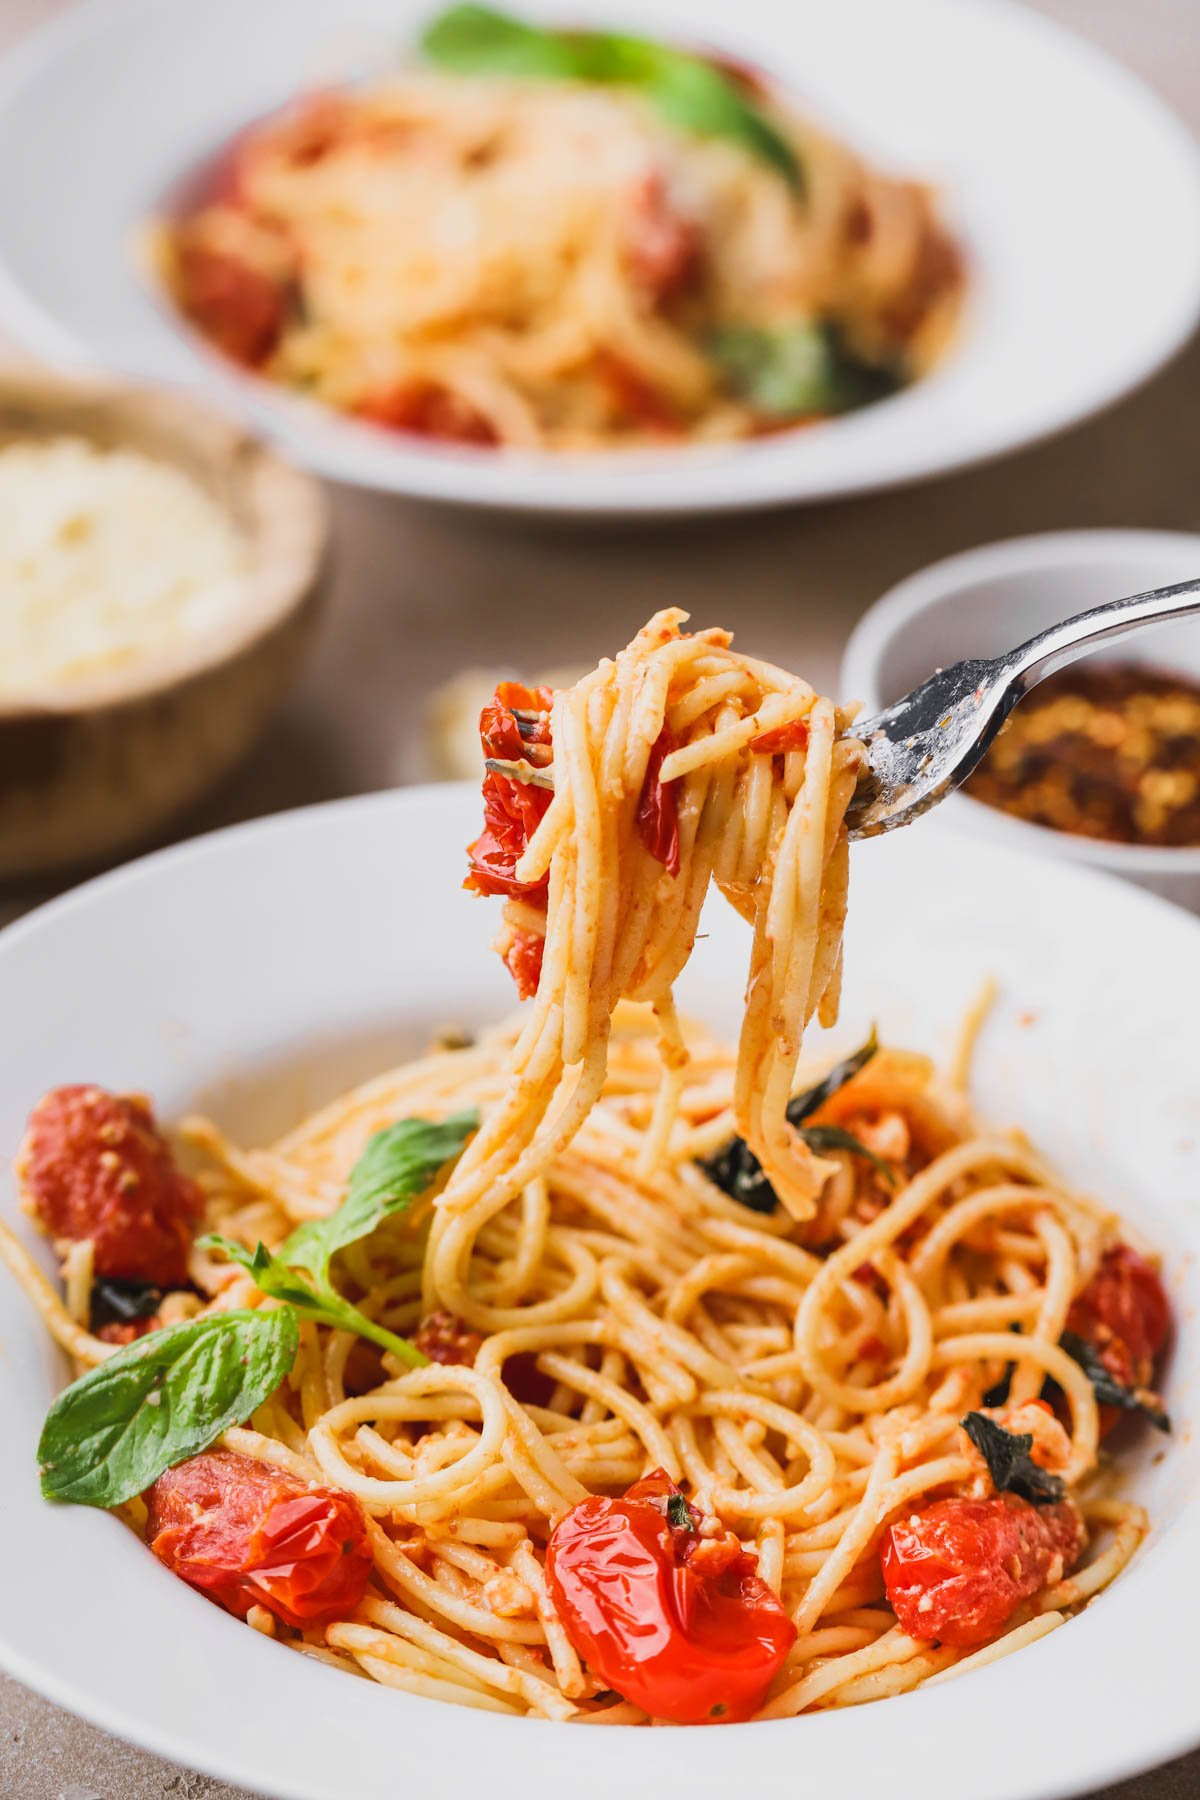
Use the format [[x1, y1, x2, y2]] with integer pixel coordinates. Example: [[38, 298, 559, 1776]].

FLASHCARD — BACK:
[[175, 242, 287, 368], [466, 692, 683, 994], [881, 1493, 1084, 1648], [750, 719, 810, 754], [18, 1086, 202, 1288], [146, 1449, 372, 1630], [636, 725, 682, 876], [501, 926, 547, 1001], [464, 683, 555, 904], [1066, 1243, 1170, 1398], [545, 1469, 795, 1723], [356, 381, 498, 446], [623, 171, 701, 306]]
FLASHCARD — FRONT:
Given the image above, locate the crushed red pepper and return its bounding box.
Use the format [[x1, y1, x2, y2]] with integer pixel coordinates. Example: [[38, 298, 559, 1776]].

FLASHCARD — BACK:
[[965, 662, 1200, 847]]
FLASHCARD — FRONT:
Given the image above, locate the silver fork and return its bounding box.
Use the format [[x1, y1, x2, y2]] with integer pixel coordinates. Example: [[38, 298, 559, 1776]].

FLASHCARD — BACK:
[[845, 575, 1200, 839]]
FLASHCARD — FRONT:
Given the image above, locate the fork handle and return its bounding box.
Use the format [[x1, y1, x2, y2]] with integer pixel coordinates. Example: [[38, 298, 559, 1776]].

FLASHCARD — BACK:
[[1003, 574, 1200, 695]]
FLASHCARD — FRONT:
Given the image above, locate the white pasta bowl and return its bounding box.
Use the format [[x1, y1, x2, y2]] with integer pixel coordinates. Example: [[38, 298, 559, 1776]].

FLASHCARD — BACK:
[[0, 784, 1197, 1800], [840, 530, 1200, 912], [0, 0, 1197, 514]]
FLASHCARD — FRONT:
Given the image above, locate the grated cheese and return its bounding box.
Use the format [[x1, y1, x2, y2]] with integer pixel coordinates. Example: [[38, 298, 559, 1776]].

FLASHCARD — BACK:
[[0, 436, 251, 699]]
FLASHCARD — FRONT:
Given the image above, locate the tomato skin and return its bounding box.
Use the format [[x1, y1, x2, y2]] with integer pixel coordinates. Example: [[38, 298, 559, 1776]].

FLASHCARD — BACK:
[[750, 719, 810, 754], [502, 927, 546, 1001], [1067, 1244, 1170, 1396], [545, 1470, 795, 1723], [635, 725, 682, 877], [175, 242, 287, 368], [146, 1450, 372, 1630], [464, 684, 556, 904], [623, 171, 701, 306], [881, 1494, 1084, 1648], [18, 1086, 202, 1287], [355, 382, 498, 446]]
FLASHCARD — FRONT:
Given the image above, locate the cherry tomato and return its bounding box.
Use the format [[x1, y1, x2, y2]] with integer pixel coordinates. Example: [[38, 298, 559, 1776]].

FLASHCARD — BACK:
[[18, 1086, 202, 1288], [146, 1450, 372, 1630], [635, 725, 682, 876], [545, 1469, 795, 1723], [176, 242, 287, 368], [623, 171, 701, 305], [464, 683, 556, 904], [1067, 1243, 1170, 1394], [356, 381, 498, 446], [501, 927, 546, 1001], [881, 1493, 1084, 1648], [594, 352, 683, 437], [750, 719, 810, 754]]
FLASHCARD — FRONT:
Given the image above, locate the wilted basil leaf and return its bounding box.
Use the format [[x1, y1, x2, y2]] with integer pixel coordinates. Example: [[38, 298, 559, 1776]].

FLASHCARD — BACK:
[[960, 1411, 1066, 1505]]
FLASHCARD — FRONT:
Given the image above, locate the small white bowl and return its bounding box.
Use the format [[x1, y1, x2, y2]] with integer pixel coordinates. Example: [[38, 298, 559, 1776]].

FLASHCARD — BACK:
[[841, 530, 1200, 912]]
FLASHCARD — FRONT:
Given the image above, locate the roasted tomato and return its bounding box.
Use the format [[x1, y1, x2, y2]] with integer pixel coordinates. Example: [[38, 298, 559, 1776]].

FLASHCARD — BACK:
[[146, 1450, 372, 1630], [594, 352, 682, 438], [545, 1469, 795, 1723], [355, 381, 498, 446], [464, 683, 556, 903], [636, 725, 682, 876], [623, 171, 701, 305], [175, 241, 288, 368], [881, 1493, 1084, 1648], [18, 1086, 202, 1288], [750, 719, 810, 754], [1066, 1244, 1171, 1401], [501, 926, 547, 1002]]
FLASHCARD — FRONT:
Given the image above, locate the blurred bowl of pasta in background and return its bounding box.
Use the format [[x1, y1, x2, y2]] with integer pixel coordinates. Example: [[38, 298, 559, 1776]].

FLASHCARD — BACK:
[[0, 0, 1196, 514], [0, 367, 328, 879], [841, 531, 1200, 912]]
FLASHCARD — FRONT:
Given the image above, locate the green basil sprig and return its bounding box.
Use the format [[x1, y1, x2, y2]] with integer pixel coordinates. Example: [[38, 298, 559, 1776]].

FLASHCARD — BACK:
[[37, 1111, 476, 1509], [699, 1029, 887, 1213], [38, 1309, 298, 1507], [199, 1108, 478, 1368], [420, 4, 801, 187], [710, 322, 901, 420]]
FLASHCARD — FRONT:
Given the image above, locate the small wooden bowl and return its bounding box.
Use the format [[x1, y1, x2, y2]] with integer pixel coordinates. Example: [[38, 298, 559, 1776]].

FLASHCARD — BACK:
[[0, 369, 329, 879]]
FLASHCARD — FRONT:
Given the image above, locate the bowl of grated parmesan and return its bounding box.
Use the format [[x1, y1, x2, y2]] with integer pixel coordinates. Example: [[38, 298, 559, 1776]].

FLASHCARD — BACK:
[[0, 369, 328, 878]]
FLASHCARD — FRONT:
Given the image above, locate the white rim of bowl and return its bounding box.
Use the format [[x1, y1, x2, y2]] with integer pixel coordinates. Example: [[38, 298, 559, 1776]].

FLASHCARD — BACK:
[[840, 528, 1200, 876]]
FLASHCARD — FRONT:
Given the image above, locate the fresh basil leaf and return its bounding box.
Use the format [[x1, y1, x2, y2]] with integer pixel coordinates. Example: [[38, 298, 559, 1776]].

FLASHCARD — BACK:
[[710, 323, 899, 419], [960, 1411, 1066, 1505], [698, 1030, 884, 1212], [420, 5, 801, 185], [1059, 1330, 1170, 1433], [199, 1235, 428, 1369], [666, 1491, 695, 1531], [421, 3, 578, 78], [282, 1110, 477, 1285], [38, 1308, 298, 1508]]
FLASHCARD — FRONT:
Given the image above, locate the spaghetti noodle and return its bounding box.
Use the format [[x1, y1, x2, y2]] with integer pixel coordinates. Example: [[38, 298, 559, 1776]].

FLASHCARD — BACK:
[[0, 615, 1170, 1727], [155, 6, 964, 451]]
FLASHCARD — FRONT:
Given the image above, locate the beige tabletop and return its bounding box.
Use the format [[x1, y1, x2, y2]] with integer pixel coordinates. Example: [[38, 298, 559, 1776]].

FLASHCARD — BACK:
[[3, 0, 1200, 1794]]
